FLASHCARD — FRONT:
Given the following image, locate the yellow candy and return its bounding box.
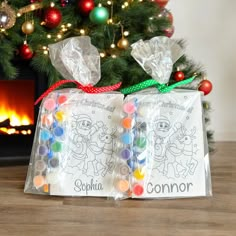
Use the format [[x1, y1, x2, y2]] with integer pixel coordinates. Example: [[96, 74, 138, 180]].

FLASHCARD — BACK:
[[133, 168, 145, 180], [55, 111, 65, 122]]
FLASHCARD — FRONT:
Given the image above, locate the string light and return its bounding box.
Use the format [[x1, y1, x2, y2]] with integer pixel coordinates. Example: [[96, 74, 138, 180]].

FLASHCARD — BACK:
[[47, 34, 52, 39], [111, 54, 117, 58], [110, 43, 116, 48], [107, 18, 113, 24], [80, 29, 85, 35], [124, 31, 129, 36], [50, 2, 55, 7], [100, 52, 106, 58], [57, 34, 62, 39]]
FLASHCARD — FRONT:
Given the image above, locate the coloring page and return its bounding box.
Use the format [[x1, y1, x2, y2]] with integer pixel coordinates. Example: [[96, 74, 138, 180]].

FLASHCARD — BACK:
[[128, 90, 208, 198], [49, 92, 123, 196]]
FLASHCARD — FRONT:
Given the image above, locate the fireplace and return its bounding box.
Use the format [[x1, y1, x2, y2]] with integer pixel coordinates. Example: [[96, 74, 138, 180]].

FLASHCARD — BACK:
[[0, 61, 48, 165]]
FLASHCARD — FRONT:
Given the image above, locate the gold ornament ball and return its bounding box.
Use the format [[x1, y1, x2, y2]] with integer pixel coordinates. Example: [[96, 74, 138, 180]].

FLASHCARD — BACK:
[[22, 21, 34, 35], [117, 37, 129, 49]]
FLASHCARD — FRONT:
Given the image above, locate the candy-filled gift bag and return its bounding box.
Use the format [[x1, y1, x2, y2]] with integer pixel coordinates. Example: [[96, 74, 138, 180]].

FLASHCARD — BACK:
[[115, 89, 212, 199], [24, 36, 123, 196], [113, 37, 212, 200]]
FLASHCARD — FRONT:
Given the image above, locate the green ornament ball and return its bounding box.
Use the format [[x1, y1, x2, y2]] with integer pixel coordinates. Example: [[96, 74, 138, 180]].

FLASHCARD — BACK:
[[89, 6, 109, 24]]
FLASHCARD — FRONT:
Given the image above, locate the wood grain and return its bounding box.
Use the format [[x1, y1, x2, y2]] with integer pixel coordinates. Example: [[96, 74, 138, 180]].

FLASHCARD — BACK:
[[0, 142, 235, 236]]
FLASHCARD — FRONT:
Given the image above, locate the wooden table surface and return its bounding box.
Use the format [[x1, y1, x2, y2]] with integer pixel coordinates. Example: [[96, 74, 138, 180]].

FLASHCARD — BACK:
[[0, 142, 235, 236]]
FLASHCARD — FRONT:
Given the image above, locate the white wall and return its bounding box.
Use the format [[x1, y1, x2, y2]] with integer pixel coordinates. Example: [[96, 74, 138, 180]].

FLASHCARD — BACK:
[[168, 0, 236, 141]]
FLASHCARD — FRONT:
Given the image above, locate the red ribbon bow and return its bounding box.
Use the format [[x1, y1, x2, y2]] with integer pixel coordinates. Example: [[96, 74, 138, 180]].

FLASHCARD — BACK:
[[34, 79, 122, 105]]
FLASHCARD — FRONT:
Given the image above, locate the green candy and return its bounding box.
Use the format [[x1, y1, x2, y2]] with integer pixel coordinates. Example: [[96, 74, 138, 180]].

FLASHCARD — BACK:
[[136, 137, 147, 148], [51, 141, 62, 152]]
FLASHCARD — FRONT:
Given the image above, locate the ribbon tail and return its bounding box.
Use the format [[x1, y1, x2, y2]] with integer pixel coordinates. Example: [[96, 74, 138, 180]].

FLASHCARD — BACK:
[[120, 79, 158, 95], [158, 76, 196, 93], [34, 80, 81, 105]]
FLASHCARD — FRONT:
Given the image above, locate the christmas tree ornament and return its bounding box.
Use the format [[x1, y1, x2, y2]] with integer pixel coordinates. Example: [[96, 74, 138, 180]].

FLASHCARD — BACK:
[[22, 21, 34, 35], [164, 25, 174, 38], [61, 0, 75, 7], [174, 71, 185, 82], [0, 1, 16, 30], [165, 10, 173, 24], [154, 0, 169, 8], [78, 0, 95, 15], [117, 37, 129, 49], [17, 2, 43, 16], [89, 4, 109, 24], [19, 42, 34, 60], [158, 9, 173, 24], [117, 25, 129, 50], [43, 7, 62, 29], [198, 79, 212, 95]]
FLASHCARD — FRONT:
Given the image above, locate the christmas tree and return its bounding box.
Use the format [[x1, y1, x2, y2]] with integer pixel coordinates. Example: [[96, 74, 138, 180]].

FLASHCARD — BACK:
[[0, 0, 213, 149]]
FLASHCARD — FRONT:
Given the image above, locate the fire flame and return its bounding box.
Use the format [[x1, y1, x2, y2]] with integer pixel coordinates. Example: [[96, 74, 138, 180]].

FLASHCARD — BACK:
[[0, 80, 34, 135]]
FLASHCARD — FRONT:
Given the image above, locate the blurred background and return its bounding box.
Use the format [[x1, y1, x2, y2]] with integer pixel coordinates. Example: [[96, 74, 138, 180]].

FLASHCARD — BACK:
[[169, 0, 236, 141]]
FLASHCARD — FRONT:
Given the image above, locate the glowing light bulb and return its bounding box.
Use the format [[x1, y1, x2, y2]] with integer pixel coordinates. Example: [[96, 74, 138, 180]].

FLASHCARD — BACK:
[[110, 43, 116, 48], [124, 31, 129, 36], [100, 52, 106, 58], [80, 29, 85, 35], [47, 34, 52, 39], [107, 18, 113, 24], [50, 2, 55, 7]]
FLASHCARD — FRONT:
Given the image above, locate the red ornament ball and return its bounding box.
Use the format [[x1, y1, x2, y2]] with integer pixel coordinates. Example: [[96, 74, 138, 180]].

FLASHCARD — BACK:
[[19, 43, 33, 60], [155, 0, 169, 8], [198, 80, 213, 95], [174, 71, 185, 81], [43, 7, 62, 29], [78, 0, 95, 15], [165, 10, 173, 24], [164, 25, 175, 38]]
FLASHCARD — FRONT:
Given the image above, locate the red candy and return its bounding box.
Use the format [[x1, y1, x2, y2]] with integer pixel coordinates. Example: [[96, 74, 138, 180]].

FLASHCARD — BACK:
[[133, 184, 144, 196], [58, 95, 67, 104]]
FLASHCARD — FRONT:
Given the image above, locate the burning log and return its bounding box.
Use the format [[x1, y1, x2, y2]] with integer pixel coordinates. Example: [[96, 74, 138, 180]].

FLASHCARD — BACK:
[[0, 118, 34, 135], [0, 119, 10, 128]]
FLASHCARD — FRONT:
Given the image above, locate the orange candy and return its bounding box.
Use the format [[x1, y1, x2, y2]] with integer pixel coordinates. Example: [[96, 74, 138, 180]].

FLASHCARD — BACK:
[[33, 175, 45, 188], [116, 179, 130, 193], [43, 184, 49, 193], [122, 117, 133, 129], [41, 114, 53, 127]]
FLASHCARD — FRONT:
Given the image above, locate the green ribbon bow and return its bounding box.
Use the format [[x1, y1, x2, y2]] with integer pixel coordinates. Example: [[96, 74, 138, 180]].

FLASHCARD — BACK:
[[120, 76, 195, 95]]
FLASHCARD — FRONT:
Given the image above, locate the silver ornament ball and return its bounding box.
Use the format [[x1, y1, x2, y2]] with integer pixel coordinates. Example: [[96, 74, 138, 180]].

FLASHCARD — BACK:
[[0, 10, 9, 28]]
